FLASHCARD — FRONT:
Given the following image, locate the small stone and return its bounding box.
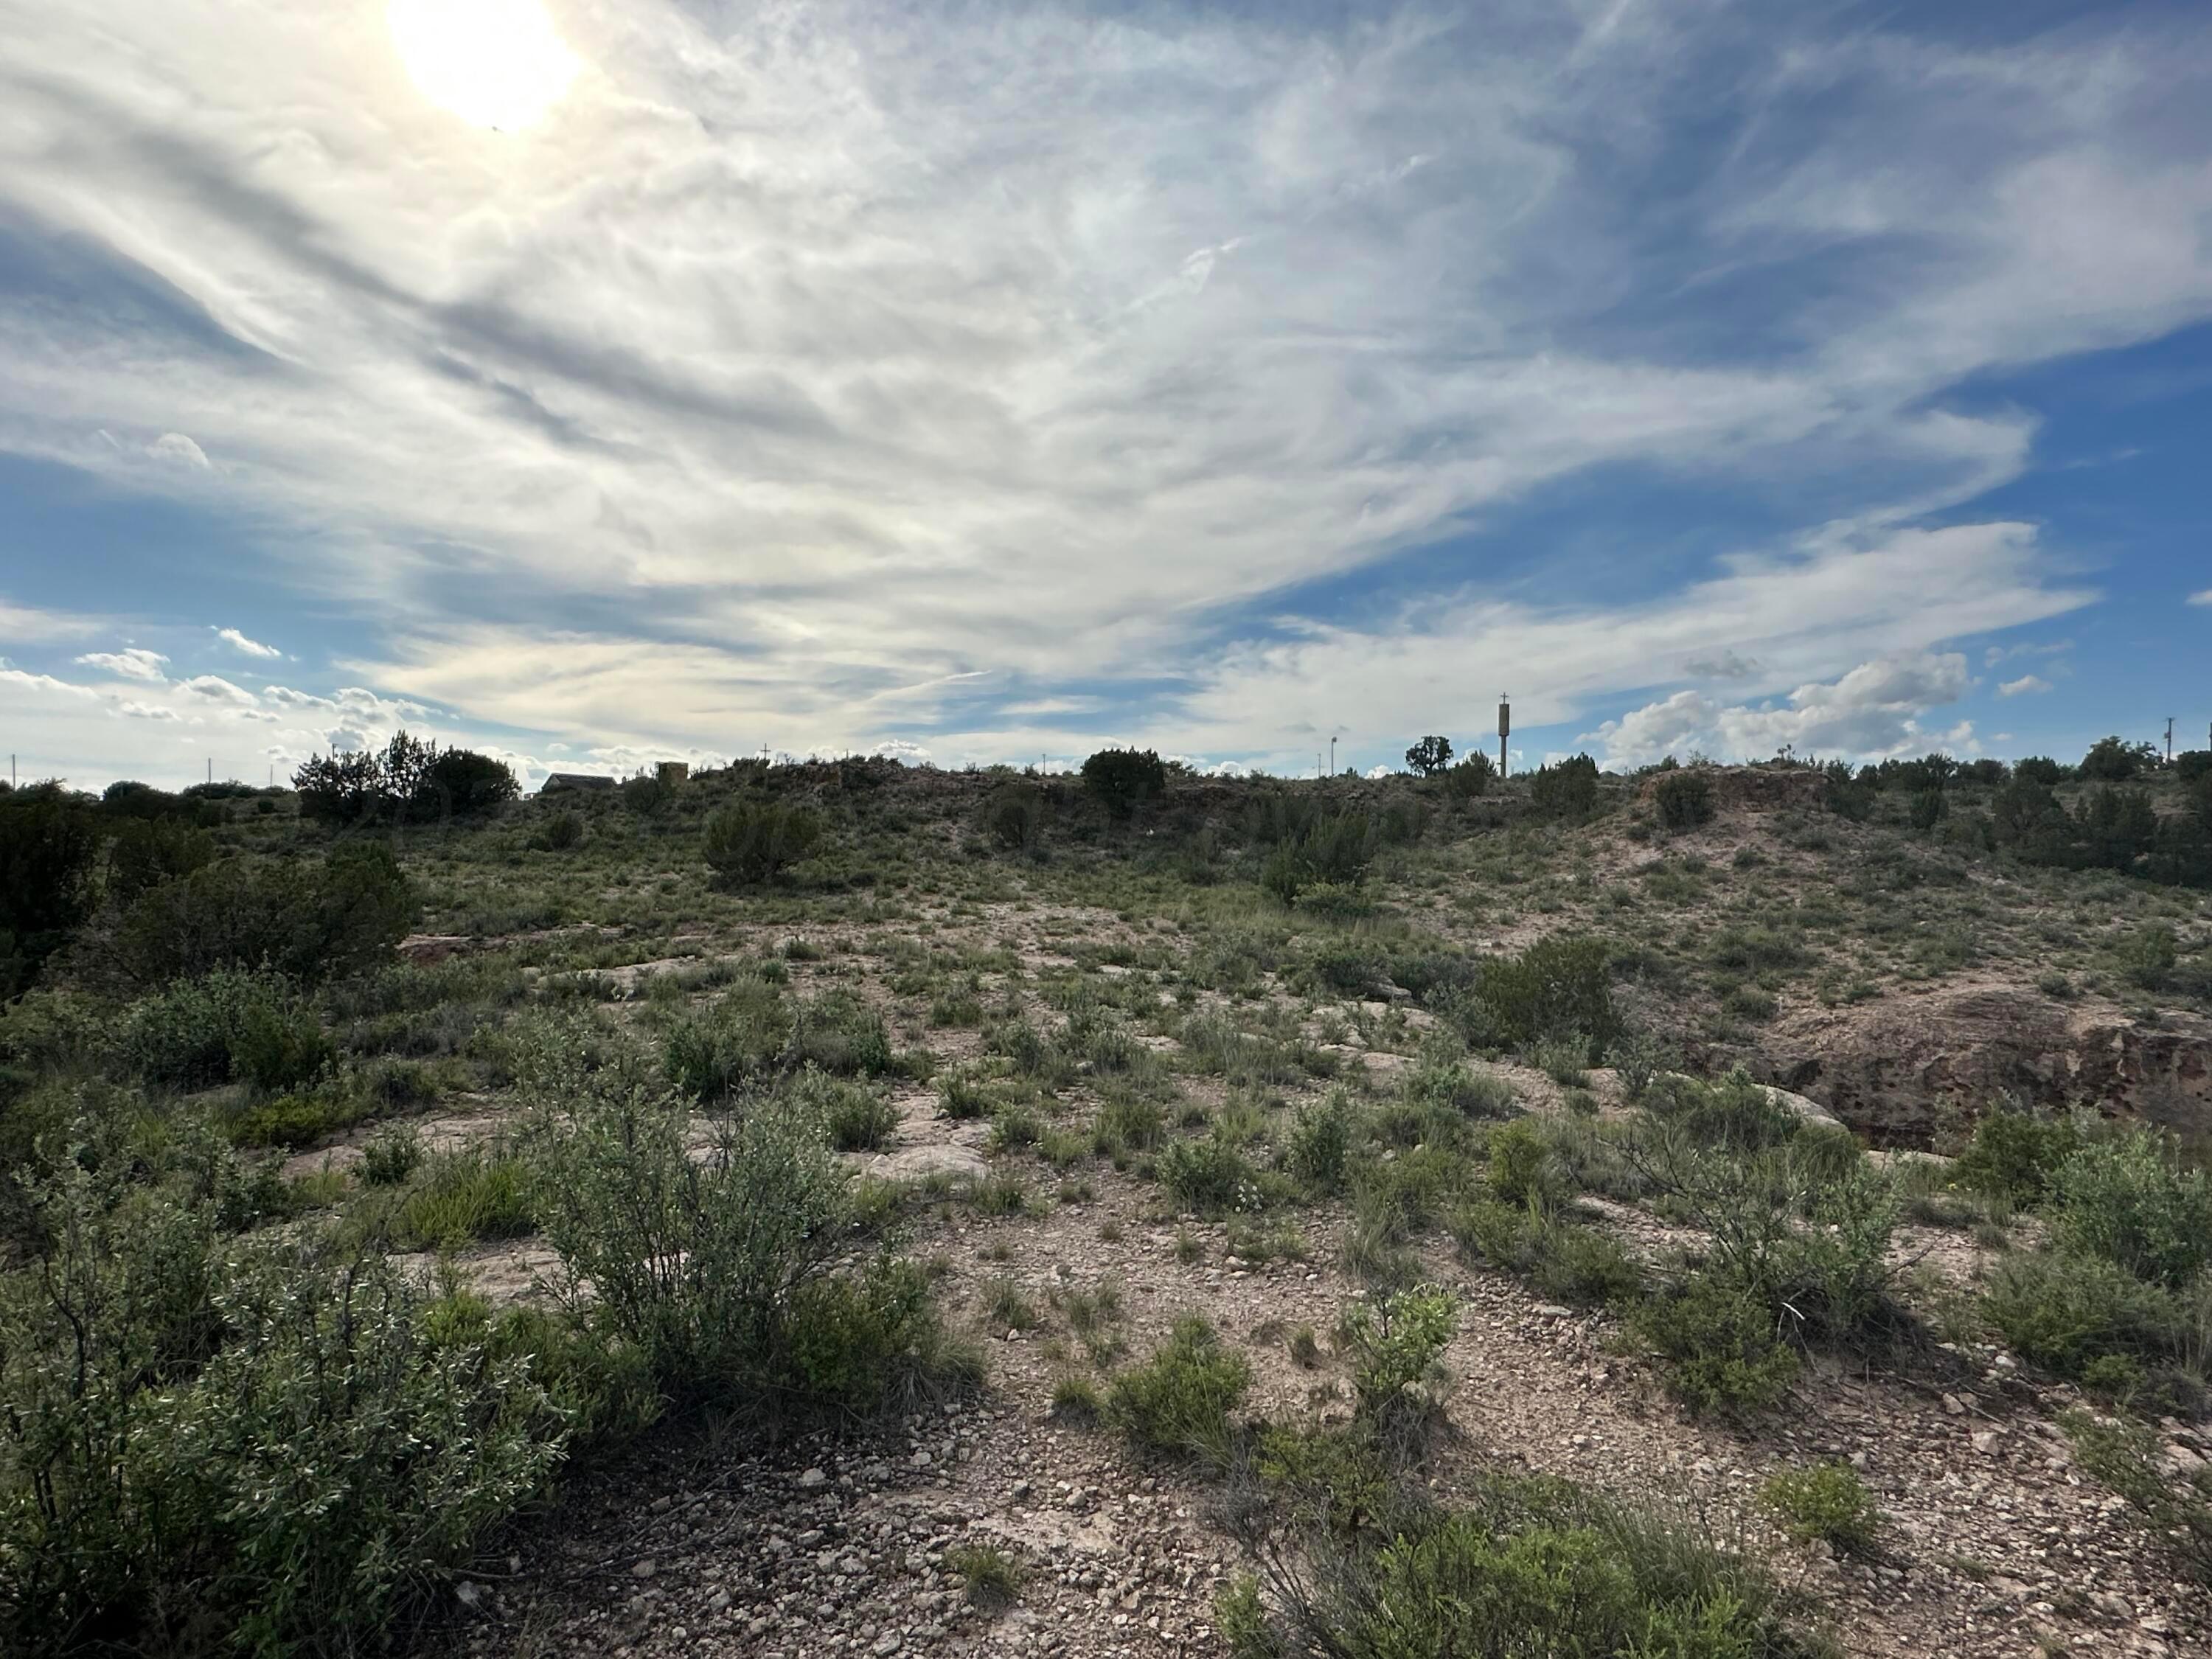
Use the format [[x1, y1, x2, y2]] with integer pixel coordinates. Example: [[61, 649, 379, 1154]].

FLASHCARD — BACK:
[[630, 1559, 656, 1579], [1941, 1394, 1966, 1416], [798, 1467, 829, 1489]]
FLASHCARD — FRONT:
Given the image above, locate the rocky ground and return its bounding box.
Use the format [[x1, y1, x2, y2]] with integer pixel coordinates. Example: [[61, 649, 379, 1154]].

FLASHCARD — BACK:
[[424, 1071, 2210, 1659]]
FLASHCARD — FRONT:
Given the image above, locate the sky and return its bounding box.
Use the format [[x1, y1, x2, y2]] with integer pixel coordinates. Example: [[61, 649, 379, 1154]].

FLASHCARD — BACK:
[[1, 0, 2209, 792]]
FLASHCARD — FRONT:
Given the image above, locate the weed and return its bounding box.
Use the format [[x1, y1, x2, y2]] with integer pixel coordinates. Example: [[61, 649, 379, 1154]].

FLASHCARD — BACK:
[[1105, 1315, 1251, 1461], [1761, 1462, 1882, 1557]]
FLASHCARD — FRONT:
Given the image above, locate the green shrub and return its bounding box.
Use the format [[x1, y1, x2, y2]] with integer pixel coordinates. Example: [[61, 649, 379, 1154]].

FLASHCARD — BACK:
[[104, 815, 215, 909], [1457, 936, 1616, 1051], [1095, 1093, 1166, 1153], [0, 1152, 560, 1655], [1982, 1251, 2184, 1384], [1630, 1273, 1800, 1416], [938, 1065, 996, 1120], [1528, 754, 1600, 820], [1080, 748, 1167, 817], [2117, 925, 2180, 991], [1451, 1200, 1642, 1307], [106, 844, 416, 989], [787, 992, 894, 1077], [1215, 1574, 1279, 1659], [1105, 1315, 1251, 1461], [1443, 751, 1495, 801], [662, 979, 788, 1099], [1761, 1462, 1881, 1557], [1951, 1107, 2080, 1206], [1050, 1376, 1103, 1422], [2050, 1132, 2212, 1290], [1260, 811, 1380, 906], [1248, 1475, 1806, 1659], [1158, 1134, 1256, 1214], [1284, 1093, 1356, 1193], [1338, 1284, 1457, 1439], [795, 1067, 899, 1151], [702, 799, 823, 887], [534, 810, 583, 852], [1652, 771, 1714, 831], [361, 1125, 422, 1187], [520, 1023, 967, 1417], [0, 791, 100, 998], [225, 1088, 369, 1150]]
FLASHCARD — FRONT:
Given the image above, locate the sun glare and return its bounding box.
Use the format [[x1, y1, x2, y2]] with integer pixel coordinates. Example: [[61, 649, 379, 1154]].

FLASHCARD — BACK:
[[387, 0, 579, 131]]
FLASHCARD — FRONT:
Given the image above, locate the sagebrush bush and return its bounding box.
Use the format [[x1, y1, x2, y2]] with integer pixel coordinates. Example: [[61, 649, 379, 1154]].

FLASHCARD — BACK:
[[793, 1066, 900, 1151], [1629, 1273, 1800, 1416], [2049, 1131, 2212, 1290], [1105, 1315, 1251, 1461], [1284, 1093, 1355, 1193], [520, 1020, 967, 1417], [983, 784, 1044, 852], [702, 799, 823, 887], [1980, 1248, 2185, 1385], [1454, 936, 1616, 1051], [0, 1145, 560, 1655]]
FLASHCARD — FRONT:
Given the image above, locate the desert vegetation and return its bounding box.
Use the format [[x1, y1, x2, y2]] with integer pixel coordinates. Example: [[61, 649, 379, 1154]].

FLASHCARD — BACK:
[[1, 737, 2209, 1657]]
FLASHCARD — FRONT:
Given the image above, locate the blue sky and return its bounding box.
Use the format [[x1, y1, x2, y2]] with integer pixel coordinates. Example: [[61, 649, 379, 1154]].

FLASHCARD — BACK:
[[1, 0, 2208, 790]]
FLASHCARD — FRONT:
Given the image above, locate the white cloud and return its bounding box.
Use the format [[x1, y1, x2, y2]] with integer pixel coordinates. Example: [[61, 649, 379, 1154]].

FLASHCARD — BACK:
[[2190, 590, 2212, 607], [177, 675, 257, 705], [1997, 674, 2051, 698], [0, 600, 102, 641], [214, 627, 282, 659], [145, 432, 211, 470], [1585, 651, 1975, 768], [119, 700, 181, 721], [0, 4, 2204, 768], [74, 647, 170, 681]]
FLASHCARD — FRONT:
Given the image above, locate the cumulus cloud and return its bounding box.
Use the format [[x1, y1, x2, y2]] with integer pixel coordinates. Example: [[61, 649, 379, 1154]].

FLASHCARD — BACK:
[[119, 700, 181, 720], [74, 647, 169, 681], [1585, 651, 1976, 768], [214, 627, 282, 659], [177, 675, 257, 705], [1683, 650, 1762, 681], [1998, 674, 2051, 698], [2191, 590, 2212, 607]]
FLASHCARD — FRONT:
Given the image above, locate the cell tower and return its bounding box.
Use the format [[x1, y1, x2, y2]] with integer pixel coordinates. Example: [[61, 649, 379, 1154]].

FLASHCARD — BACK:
[[1498, 695, 1511, 779]]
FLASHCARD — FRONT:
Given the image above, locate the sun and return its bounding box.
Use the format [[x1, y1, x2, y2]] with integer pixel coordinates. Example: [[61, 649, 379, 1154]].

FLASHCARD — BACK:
[[387, 0, 579, 131]]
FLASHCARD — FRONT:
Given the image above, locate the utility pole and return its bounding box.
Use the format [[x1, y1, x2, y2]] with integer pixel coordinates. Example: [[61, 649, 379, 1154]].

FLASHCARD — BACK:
[[2166, 717, 2176, 762], [1498, 695, 1511, 780], [1329, 736, 1337, 775]]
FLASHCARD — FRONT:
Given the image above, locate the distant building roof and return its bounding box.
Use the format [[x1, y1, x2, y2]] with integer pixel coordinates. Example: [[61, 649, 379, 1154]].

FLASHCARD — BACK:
[[540, 772, 617, 793]]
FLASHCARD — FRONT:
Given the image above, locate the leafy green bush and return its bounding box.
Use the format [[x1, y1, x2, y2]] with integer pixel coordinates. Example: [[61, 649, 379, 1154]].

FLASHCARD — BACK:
[[520, 1023, 967, 1417], [104, 816, 215, 910], [532, 809, 583, 852], [1158, 1134, 1256, 1214], [0, 1149, 560, 1655], [2080, 734, 2157, 782], [1081, 748, 1167, 817], [1951, 1107, 2081, 1206], [105, 844, 416, 989], [786, 992, 894, 1077], [1241, 1471, 1807, 1659], [361, 1125, 422, 1187], [2050, 1132, 2212, 1290], [661, 978, 789, 1099], [1443, 751, 1495, 800], [0, 790, 100, 998], [1284, 1093, 1356, 1193], [1528, 754, 1600, 819], [1260, 811, 1380, 906], [1761, 1463, 1881, 1557], [123, 970, 331, 1093], [702, 799, 824, 887], [1338, 1285, 1456, 1439], [1652, 771, 1714, 831], [1979, 1251, 2181, 1385], [1629, 1273, 1800, 1416], [1105, 1315, 1251, 1461], [1455, 936, 1616, 1051], [794, 1067, 899, 1151], [2117, 924, 2180, 991]]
